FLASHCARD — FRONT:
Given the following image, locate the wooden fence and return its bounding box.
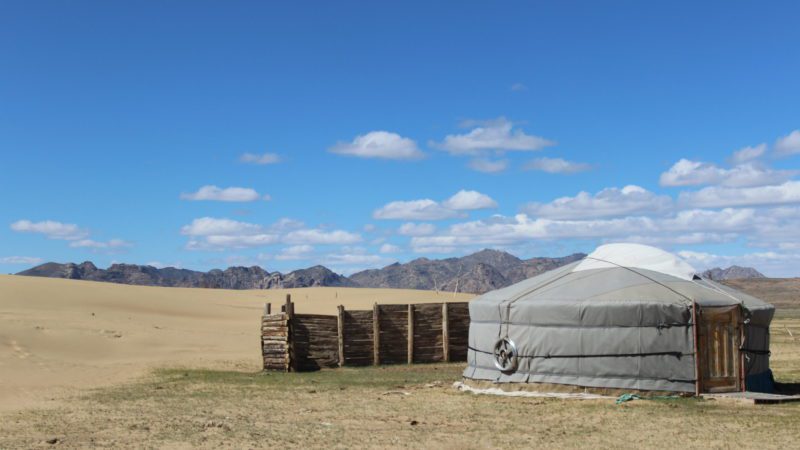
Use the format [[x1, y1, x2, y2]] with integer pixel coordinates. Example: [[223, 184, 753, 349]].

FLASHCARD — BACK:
[[261, 295, 470, 372]]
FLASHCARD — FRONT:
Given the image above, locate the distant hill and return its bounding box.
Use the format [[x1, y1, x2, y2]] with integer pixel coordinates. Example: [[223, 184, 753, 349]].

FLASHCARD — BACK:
[[700, 265, 766, 281], [24, 251, 768, 295], [349, 249, 586, 293], [17, 261, 355, 290], [16, 249, 587, 294], [721, 278, 800, 312]]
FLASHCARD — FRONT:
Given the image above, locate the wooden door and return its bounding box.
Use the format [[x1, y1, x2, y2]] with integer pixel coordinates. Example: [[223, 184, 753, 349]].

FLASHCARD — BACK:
[[696, 305, 743, 393]]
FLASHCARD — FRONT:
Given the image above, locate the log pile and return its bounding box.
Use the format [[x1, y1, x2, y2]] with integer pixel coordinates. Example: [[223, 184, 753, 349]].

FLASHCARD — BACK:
[[261, 303, 290, 371]]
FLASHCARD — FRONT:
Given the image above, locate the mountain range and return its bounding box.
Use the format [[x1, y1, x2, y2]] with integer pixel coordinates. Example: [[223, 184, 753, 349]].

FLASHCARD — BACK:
[[699, 265, 766, 281], [15, 249, 765, 294]]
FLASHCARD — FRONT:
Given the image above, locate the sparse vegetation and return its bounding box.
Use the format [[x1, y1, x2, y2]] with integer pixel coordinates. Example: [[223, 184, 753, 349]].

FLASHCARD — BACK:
[[2, 319, 799, 449]]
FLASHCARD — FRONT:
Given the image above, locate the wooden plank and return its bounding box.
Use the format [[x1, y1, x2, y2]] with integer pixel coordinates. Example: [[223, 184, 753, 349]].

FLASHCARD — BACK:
[[337, 305, 345, 367], [286, 294, 294, 372], [373, 303, 380, 366], [407, 304, 414, 364], [692, 301, 701, 397], [442, 302, 450, 362]]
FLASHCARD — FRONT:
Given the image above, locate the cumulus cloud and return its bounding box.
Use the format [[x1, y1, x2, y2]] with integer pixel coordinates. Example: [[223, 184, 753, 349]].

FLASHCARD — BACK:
[[678, 250, 800, 278], [609, 232, 739, 246], [373, 199, 463, 221], [275, 245, 315, 260], [660, 159, 795, 188], [180, 185, 267, 202], [68, 239, 132, 250], [181, 217, 263, 237], [678, 180, 800, 208], [398, 222, 436, 236], [409, 207, 765, 253], [239, 152, 281, 165], [312, 247, 395, 274], [775, 130, 800, 157], [284, 229, 362, 245], [0, 256, 43, 265], [730, 144, 766, 164], [181, 217, 279, 250], [374, 190, 497, 221], [524, 157, 592, 174], [181, 216, 361, 250], [468, 158, 509, 173], [379, 243, 401, 253], [523, 185, 672, 220], [329, 131, 424, 160], [433, 117, 554, 156], [442, 190, 498, 210], [10, 220, 88, 240]]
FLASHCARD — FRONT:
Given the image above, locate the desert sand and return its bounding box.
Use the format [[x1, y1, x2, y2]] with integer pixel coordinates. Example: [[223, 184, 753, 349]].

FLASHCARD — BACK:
[[0, 274, 473, 412]]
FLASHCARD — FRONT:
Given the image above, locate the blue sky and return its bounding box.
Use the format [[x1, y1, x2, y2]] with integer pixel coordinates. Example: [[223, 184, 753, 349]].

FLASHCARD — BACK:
[[2, 1, 800, 276]]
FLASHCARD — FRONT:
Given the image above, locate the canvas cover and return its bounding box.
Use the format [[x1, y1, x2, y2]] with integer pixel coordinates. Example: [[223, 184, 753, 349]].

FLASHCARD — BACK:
[[463, 244, 774, 393]]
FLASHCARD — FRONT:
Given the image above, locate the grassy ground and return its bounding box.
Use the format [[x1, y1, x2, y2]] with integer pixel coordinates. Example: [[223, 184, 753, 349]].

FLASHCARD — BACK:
[[2, 319, 799, 449]]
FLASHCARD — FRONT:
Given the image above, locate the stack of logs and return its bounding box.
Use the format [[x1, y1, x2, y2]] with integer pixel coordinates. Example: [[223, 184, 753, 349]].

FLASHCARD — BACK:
[[261, 295, 471, 372], [260, 300, 292, 371]]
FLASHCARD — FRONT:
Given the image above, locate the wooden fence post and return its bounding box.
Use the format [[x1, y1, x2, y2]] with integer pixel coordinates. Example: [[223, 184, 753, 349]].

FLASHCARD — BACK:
[[264, 303, 271, 315], [407, 304, 414, 364], [337, 305, 345, 367], [442, 302, 450, 362], [286, 294, 294, 371], [373, 303, 380, 366]]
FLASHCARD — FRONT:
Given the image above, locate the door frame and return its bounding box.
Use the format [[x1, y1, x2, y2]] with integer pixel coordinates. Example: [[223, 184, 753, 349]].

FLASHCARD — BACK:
[[692, 302, 745, 394]]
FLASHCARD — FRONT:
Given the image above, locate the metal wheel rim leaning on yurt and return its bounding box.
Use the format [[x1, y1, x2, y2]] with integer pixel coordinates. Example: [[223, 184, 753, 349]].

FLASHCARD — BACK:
[[463, 243, 775, 396]]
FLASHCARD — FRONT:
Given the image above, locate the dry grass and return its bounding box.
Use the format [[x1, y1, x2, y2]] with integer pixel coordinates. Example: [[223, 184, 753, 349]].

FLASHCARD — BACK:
[[0, 275, 472, 412], [2, 319, 798, 449], [2, 276, 798, 448]]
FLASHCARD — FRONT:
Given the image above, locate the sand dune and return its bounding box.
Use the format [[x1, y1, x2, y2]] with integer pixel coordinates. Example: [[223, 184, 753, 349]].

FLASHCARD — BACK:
[[0, 274, 473, 412]]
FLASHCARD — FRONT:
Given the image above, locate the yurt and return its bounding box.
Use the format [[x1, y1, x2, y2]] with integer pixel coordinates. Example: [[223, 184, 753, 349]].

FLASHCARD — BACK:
[[463, 243, 774, 394]]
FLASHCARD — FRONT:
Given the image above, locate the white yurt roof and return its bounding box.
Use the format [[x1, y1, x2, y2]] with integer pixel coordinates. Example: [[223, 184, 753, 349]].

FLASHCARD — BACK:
[[573, 243, 697, 281]]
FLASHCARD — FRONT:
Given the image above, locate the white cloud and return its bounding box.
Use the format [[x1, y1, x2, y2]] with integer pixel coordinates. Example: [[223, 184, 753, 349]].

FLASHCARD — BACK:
[[775, 130, 800, 157], [730, 143, 766, 164], [275, 245, 315, 260], [329, 131, 424, 160], [180, 185, 267, 202], [181, 217, 278, 250], [434, 117, 555, 156], [398, 222, 436, 236], [240, 152, 281, 165], [510, 82, 528, 92], [191, 234, 280, 250], [524, 157, 592, 174], [410, 207, 764, 253], [284, 229, 362, 245], [610, 232, 738, 246], [442, 190, 498, 210], [181, 217, 361, 250], [0, 256, 43, 265], [10, 220, 88, 240], [523, 185, 672, 220], [679, 180, 800, 208], [677, 250, 800, 278], [181, 217, 263, 237], [374, 190, 496, 221], [68, 239, 132, 250], [468, 158, 509, 173], [660, 159, 795, 188], [317, 248, 394, 274], [373, 199, 462, 221], [379, 243, 401, 254], [270, 218, 305, 232]]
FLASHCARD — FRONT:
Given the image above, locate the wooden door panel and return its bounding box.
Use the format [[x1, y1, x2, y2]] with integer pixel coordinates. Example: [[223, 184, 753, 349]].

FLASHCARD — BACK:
[[697, 305, 742, 393]]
